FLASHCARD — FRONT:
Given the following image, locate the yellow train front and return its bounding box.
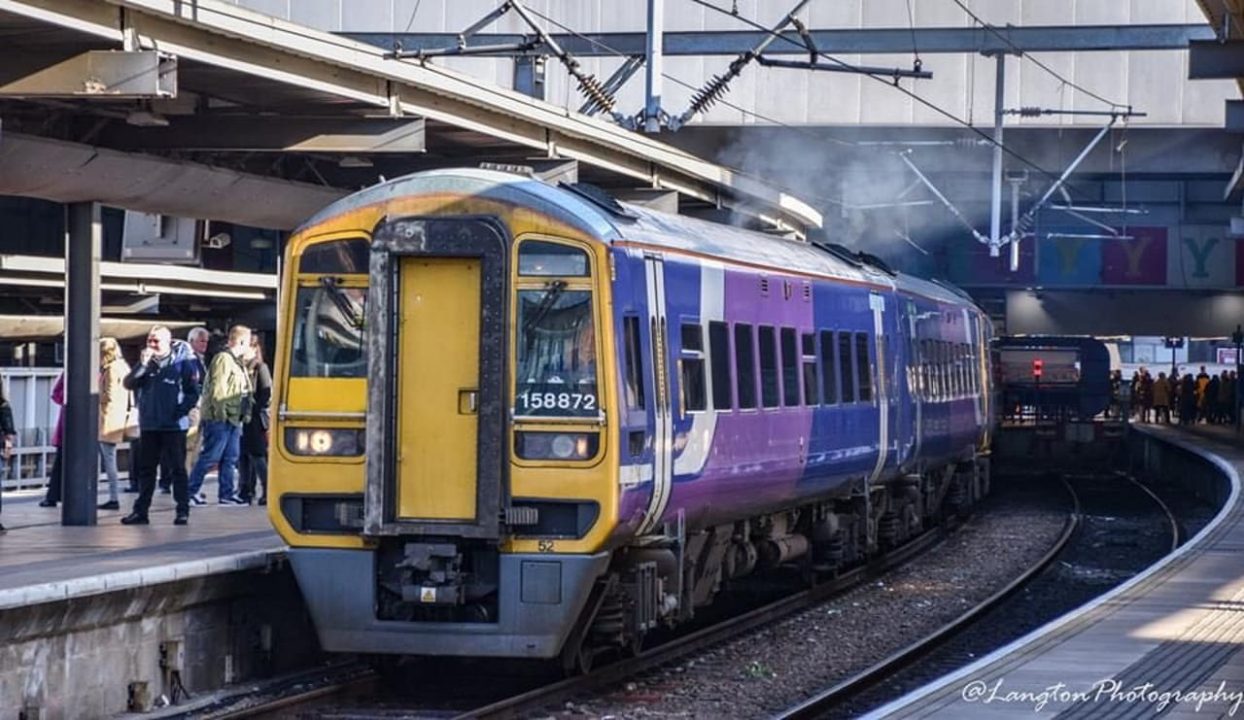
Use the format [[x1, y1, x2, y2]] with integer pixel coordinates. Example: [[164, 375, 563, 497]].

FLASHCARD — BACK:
[[270, 169, 622, 661]]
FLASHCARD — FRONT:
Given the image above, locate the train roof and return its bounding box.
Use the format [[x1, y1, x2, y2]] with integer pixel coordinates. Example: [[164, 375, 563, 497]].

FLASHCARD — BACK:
[[299, 168, 973, 308]]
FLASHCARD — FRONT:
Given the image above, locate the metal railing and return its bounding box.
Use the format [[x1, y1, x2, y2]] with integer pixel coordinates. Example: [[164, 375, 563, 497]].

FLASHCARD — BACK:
[[1, 368, 133, 491]]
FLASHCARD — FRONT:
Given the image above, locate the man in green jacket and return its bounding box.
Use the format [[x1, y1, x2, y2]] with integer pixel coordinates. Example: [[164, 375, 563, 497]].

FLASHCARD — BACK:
[[188, 325, 254, 505]]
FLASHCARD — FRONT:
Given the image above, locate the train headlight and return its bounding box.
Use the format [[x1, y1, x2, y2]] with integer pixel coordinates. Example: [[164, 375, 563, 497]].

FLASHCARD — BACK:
[[516, 431, 599, 460], [285, 428, 365, 456]]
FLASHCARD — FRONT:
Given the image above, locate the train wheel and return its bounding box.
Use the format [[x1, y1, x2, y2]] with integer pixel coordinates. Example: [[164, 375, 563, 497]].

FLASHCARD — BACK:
[[560, 638, 596, 675]]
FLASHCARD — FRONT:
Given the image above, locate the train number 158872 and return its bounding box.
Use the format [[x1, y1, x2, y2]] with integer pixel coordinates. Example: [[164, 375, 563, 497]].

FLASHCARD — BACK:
[[517, 391, 597, 413]]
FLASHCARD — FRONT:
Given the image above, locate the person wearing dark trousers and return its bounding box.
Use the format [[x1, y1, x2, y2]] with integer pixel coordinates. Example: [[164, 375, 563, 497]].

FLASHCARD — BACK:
[[39, 372, 65, 508], [0, 382, 16, 534], [121, 326, 202, 526], [238, 336, 271, 505]]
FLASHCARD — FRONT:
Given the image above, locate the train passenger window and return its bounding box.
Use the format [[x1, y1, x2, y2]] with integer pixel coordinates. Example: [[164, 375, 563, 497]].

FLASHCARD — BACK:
[[936, 341, 946, 400], [802, 333, 818, 405], [290, 285, 368, 378], [855, 333, 873, 402], [925, 340, 935, 402], [781, 328, 800, 406], [515, 287, 598, 417], [758, 326, 779, 408], [709, 321, 732, 410], [819, 330, 837, 404], [623, 316, 645, 410], [680, 324, 707, 413], [948, 342, 958, 398], [518, 240, 590, 276], [297, 238, 369, 275], [839, 333, 856, 403], [940, 345, 950, 400], [942, 342, 952, 398], [734, 324, 757, 409], [960, 343, 969, 397]]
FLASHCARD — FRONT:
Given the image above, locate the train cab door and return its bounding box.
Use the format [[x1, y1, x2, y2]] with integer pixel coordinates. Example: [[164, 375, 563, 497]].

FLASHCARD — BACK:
[[362, 217, 508, 539], [638, 255, 674, 535]]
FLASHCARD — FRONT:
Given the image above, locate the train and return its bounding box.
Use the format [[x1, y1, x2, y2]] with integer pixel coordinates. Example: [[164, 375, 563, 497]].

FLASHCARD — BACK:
[[993, 335, 1112, 420], [268, 168, 996, 672]]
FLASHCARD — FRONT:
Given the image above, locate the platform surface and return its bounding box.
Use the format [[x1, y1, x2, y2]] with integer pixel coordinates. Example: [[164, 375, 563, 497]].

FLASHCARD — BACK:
[[0, 476, 282, 610], [870, 423, 1244, 719]]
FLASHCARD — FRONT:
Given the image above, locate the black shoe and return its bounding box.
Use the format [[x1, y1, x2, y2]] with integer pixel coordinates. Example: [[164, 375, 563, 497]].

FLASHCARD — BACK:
[[0, 522, 6, 534], [38, 500, 56, 508], [258, 497, 267, 506], [98, 500, 120, 510], [160, 486, 171, 495], [173, 514, 188, 526], [124, 486, 139, 494], [120, 513, 149, 525]]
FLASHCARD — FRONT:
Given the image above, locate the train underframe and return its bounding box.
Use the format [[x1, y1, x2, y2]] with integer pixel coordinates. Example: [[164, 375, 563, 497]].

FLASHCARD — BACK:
[[565, 453, 991, 671], [289, 454, 989, 673]]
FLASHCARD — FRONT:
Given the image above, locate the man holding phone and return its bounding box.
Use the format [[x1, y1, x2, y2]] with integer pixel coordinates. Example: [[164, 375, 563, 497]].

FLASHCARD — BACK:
[[121, 325, 202, 526]]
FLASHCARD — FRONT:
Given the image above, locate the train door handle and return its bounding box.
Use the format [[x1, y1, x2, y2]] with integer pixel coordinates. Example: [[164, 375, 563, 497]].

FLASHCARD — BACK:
[[458, 389, 479, 414]]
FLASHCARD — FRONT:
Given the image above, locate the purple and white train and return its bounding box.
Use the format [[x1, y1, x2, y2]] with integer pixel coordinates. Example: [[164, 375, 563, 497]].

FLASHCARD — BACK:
[[272, 169, 995, 671]]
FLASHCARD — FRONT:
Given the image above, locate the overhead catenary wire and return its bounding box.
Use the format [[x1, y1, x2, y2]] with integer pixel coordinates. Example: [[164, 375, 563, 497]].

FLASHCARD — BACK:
[[906, 0, 922, 72], [520, 4, 855, 148], [518, 4, 858, 213], [948, 0, 1128, 111], [685, 0, 1100, 205], [401, 0, 424, 33]]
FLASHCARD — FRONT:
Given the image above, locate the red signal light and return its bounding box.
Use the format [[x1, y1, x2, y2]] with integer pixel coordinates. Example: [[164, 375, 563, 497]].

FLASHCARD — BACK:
[[1032, 358, 1043, 379]]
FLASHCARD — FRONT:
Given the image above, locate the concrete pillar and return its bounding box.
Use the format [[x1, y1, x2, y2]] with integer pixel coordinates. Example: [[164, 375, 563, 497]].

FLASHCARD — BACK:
[[62, 202, 100, 526]]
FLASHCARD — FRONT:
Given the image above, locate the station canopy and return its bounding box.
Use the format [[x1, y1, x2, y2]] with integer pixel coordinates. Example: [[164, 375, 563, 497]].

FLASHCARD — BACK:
[[0, 0, 820, 235]]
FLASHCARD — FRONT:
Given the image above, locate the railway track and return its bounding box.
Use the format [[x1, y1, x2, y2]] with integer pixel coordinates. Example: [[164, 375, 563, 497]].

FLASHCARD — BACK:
[[182, 523, 953, 719], [772, 472, 1180, 720], [167, 473, 1133, 720]]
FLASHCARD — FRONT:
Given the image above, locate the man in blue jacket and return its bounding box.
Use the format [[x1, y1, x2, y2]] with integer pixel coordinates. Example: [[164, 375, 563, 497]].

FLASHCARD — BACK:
[[121, 325, 203, 525]]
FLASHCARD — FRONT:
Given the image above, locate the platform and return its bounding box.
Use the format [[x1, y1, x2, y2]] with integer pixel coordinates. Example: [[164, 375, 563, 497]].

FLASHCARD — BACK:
[[870, 423, 1244, 719], [0, 478, 282, 609]]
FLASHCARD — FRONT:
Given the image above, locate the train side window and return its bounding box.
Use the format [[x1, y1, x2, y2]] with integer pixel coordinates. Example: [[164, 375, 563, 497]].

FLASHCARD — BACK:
[[971, 343, 980, 394], [802, 333, 819, 405], [734, 324, 757, 409], [947, 342, 955, 398], [839, 332, 856, 403], [943, 342, 952, 398], [623, 315, 645, 410], [758, 325, 779, 408], [960, 343, 969, 397], [950, 342, 959, 398], [781, 328, 800, 406], [709, 321, 732, 410], [919, 339, 930, 400], [680, 324, 707, 412], [937, 341, 947, 400], [820, 330, 838, 405], [855, 333, 873, 402]]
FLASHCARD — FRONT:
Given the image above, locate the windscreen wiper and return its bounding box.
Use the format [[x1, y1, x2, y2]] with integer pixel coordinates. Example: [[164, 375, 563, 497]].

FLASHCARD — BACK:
[[319, 276, 365, 330], [521, 279, 567, 336]]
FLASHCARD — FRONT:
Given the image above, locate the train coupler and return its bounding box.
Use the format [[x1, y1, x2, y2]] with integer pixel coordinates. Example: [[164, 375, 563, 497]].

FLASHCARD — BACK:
[[397, 542, 466, 605]]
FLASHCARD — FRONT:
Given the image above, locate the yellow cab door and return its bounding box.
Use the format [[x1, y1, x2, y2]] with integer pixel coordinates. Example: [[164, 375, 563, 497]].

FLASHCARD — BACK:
[[363, 217, 506, 539], [396, 257, 480, 520]]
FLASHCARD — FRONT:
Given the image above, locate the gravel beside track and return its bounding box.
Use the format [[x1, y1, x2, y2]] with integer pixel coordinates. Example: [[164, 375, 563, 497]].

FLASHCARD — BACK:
[[821, 471, 1189, 719], [544, 477, 1068, 720]]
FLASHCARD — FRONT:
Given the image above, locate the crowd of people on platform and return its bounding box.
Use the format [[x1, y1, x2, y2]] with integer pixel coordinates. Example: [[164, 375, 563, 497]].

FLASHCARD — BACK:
[[1109, 365, 1239, 426], [0, 323, 272, 532]]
